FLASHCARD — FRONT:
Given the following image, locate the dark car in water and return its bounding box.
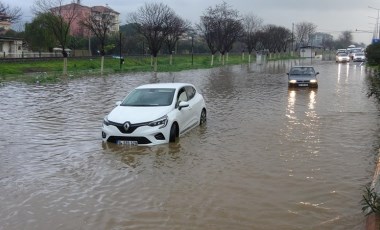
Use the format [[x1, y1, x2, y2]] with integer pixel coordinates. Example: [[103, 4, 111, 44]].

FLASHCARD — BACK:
[[287, 66, 319, 88]]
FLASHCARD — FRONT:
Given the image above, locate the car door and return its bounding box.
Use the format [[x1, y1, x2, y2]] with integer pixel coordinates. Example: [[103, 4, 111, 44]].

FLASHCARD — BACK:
[[175, 87, 193, 134], [185, 86, 201, 126]]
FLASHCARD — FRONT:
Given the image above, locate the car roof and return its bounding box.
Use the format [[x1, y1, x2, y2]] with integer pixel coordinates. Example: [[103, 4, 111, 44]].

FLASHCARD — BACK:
[[291, 66, 315, 68], [135, 83, 193, 90]]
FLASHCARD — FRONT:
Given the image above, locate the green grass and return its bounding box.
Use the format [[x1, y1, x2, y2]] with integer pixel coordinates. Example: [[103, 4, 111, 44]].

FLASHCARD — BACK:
[[0, 53, 297, 84]]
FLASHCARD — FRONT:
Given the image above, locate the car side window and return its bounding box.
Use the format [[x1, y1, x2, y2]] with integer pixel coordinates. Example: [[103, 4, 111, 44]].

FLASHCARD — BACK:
[[185, 86, 196, 101], [176, 88, 188, 108]]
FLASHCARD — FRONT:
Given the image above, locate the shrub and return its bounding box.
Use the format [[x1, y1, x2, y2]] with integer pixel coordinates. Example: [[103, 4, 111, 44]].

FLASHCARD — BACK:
[[366, 43, 380, 65]]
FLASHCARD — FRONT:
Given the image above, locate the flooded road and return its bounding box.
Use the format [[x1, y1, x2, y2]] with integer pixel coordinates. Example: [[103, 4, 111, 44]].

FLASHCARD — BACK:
[[0, 60, 379, 229]]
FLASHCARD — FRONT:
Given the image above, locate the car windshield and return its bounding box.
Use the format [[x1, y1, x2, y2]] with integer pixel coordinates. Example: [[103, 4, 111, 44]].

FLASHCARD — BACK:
[[121, 88, 176, 106], [290, 67, 315, 75], [338, 53, 348, 56]]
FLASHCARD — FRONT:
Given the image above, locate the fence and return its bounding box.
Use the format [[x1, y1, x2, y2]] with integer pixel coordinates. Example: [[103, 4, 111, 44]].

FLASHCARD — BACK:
[[0, 49, 91, 59]]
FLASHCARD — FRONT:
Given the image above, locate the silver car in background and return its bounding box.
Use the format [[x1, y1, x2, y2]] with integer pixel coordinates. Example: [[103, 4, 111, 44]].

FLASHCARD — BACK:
[[352, 52, 366, 62]]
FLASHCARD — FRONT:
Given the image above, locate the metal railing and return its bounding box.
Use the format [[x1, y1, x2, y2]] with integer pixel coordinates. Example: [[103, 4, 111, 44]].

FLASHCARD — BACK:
[[0, 52, 67, 59]]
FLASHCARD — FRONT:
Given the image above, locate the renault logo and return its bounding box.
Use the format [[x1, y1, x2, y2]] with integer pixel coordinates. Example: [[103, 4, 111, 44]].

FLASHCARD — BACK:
[[123, 122, 131, 132]]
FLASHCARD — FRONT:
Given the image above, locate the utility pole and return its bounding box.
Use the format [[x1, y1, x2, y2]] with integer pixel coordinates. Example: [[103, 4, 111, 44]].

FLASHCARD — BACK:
[[369, 6, 380, 39]]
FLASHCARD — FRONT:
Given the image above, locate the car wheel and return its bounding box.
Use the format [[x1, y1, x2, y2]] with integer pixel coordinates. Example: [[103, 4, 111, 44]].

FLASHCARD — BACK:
[[169, 123, 177, 143], [200, 109, 207, 125]]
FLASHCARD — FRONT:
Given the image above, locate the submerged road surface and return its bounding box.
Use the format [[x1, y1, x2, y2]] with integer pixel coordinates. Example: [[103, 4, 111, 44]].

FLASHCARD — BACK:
[[0, 60, 379, 229]]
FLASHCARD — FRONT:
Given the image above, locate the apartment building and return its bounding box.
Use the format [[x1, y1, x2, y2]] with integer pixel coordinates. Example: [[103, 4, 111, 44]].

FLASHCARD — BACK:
[[56, 1, 120, 37]]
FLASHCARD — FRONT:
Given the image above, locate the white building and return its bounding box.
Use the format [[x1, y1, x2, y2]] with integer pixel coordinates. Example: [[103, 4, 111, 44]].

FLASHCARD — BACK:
[[299, 46, 315, 58], [0, 37, 23, 58]]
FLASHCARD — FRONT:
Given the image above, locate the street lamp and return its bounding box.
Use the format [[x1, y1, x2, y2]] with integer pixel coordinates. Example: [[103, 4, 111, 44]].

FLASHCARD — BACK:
[[369, 6, 380, 39]]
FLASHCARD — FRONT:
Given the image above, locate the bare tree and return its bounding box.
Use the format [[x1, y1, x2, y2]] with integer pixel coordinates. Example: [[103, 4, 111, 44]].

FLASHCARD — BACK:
[[0, 1, 22, 23], [262, 25, 278, 52], [241, 13, 263, 62], [81, 8, 117, 75], [128, 2, 177, 72], [33, 0, 80, 75], [321, 36, 334, 50], [197, 14, 218, 66], [254, 25, 291, 55], [294, 21, 317, 49], [198, 2, 243, 66], [164, 16, 190, 65], [338, 31, 353, 48], [271, 26, 291, 52]]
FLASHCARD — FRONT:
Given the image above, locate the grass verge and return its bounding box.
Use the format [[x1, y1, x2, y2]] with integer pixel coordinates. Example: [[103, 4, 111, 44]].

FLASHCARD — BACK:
[[0, 53, 297, 84]]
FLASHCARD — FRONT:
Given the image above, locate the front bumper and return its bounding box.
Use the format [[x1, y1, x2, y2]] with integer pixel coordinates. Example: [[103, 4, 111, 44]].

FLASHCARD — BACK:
[[102, 123, 170, 146], [337, 58, 350, 62], [353, 58, 365, 62], [288, 82, 318, 88]]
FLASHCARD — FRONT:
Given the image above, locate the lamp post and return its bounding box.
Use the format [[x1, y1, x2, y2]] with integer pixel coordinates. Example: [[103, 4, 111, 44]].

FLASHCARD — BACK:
[[368, 16, 378, 40], [369, 6, 380, 39]]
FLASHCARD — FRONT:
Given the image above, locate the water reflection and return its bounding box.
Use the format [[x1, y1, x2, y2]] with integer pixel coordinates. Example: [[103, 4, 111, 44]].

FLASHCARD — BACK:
[[337, 62, 350, 84], [149, 72, 160, 83], [285, 88, 320, 144], [101, 141, 183, 169]]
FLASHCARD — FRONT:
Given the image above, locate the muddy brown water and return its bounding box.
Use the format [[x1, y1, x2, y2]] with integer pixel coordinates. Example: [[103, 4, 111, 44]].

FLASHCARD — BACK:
[[0, 60, 379, 229]]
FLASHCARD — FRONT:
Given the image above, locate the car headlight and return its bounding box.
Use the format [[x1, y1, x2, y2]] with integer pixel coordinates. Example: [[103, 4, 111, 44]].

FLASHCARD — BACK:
[[148, 115, 168, 128], [310, 79, 317, 83], [289, 80, 297, 83], [103, 116, 110, 126]]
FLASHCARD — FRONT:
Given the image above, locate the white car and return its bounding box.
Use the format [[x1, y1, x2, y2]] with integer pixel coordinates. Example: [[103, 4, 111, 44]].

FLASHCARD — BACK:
[[102, 83, 207, 146], [352, 52, 366, 62], [336, 52, 350, 63]]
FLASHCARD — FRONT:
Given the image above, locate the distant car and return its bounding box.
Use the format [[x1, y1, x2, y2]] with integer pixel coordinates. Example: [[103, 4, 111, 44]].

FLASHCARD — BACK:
[[336, 52, 350, 63], [352, 52, 366, 62], [349, 48, 363, 60], [102, 83, 207, 146], [287, 66, 319, 88], [336, 49, 347, 55]]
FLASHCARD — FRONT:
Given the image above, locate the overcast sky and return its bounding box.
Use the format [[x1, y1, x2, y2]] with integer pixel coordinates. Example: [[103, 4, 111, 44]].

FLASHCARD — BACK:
[[6, 0, 379, 45]]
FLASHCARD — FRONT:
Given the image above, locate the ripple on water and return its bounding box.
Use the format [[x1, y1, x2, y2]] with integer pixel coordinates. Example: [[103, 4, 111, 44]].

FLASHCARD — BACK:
[[0, 61, 375, 229]]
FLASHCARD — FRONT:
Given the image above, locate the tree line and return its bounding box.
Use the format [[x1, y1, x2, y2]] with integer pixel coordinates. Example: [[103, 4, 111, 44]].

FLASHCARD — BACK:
[[1, 0, 364, 74]]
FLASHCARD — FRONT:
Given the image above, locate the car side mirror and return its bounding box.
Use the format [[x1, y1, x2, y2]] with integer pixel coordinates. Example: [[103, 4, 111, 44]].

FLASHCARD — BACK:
[[178, 101, 189, 110], [116, 101, 121, 106], [316, 72, 319, 75], [286, 73, 289, 75]]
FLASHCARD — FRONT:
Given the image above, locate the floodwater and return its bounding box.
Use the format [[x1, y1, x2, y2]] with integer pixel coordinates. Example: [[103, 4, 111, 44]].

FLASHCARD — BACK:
[[0, 60, 379, 230]]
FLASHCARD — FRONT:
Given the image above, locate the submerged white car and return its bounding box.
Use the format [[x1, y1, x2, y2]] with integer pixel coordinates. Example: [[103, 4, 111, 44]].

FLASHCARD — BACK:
[[102, 83, 207, 146]]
